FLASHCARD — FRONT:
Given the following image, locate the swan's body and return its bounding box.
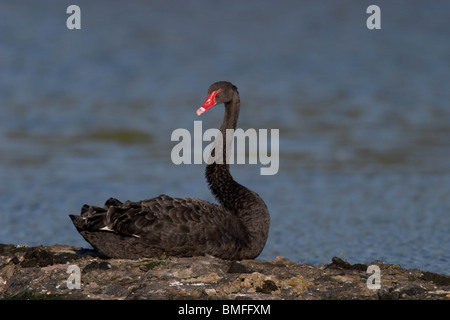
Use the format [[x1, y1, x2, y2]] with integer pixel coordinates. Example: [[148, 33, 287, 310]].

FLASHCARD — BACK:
[[70, 81, 270, 260]]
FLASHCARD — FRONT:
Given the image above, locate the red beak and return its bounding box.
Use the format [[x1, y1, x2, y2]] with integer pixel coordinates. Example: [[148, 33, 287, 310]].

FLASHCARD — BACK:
[[196, 89, 222, 116]]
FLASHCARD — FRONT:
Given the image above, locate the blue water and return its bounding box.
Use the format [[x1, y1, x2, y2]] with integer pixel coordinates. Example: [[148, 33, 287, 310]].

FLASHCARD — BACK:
[[0, 1, 449, 274]]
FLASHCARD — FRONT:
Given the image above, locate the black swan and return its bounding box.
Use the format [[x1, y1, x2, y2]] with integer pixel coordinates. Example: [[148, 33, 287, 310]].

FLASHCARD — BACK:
[[69, 81, 270, 260]]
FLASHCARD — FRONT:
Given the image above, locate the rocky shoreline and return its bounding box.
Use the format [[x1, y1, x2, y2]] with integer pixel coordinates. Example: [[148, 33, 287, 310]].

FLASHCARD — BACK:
[[0, 244, 449, 300]]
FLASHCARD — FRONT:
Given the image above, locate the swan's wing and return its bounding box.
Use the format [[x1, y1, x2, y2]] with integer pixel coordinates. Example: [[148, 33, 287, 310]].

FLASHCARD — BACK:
[[69, 194, 251, 259], [70, 194, 227, 239]]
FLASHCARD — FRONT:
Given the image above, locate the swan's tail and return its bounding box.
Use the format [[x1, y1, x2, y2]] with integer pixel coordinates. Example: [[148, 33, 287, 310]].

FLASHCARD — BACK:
[[69, 197, 123, 232]]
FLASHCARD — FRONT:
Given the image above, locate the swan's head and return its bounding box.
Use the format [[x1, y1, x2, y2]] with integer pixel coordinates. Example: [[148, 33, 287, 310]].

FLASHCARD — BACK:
[[196, 81, 237, 116]]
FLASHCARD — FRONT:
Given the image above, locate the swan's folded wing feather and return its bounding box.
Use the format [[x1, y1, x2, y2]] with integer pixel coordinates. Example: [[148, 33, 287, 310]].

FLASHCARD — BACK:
[[77, 195, 227, 239]]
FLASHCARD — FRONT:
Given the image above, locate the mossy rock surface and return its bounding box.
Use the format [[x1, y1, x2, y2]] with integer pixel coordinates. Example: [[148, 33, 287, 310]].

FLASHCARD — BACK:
[[1, 244, 449, 300]]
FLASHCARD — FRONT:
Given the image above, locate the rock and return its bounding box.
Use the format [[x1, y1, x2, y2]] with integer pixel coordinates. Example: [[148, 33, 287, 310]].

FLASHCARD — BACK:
[[271, 256, 298, 266], [281, 275, 312, 295], [204, 288, 217, 296], [227, 261, 251, 273], [421, 271, 450, 286], [256, 279, 278, 294], [0, 244, 449, 300]]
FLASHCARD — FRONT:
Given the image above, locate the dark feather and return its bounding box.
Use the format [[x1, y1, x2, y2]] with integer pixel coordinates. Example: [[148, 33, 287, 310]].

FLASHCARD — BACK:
[[69, 82, 270, 260]]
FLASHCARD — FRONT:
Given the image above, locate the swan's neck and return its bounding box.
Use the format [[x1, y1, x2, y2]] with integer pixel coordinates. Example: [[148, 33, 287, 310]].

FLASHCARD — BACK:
[[205, 89, 270, 258], [205, 94, 244, 209]]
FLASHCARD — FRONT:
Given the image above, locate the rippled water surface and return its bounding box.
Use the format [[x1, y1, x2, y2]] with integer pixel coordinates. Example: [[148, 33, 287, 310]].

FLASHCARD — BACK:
[[1, 1, 449, 274]]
